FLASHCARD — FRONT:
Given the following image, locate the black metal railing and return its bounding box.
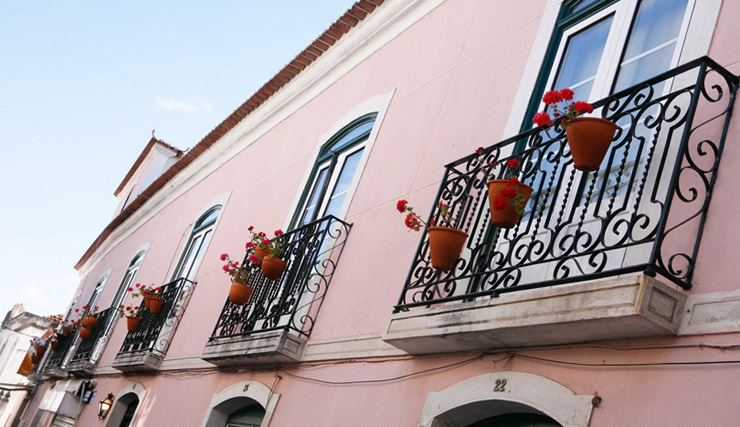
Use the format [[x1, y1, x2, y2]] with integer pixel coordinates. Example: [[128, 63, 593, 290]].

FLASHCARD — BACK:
[[209, 215, 352, 340], [117, 278, 194, 356], [69, 307, 116, 363], [395, 57, 738, 311], [42, 332, 75, 371]]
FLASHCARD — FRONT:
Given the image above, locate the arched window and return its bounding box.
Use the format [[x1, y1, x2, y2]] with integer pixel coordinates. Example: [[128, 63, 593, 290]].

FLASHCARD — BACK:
[[85, 274, 108, 309], [111, 251, 145, 309], [225, 404, 265, 427], [291, 113, 377, 227], [172, 206, 222, 282]]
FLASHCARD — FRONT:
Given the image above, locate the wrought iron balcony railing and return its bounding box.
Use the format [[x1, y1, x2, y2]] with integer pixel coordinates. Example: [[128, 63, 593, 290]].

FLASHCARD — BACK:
[[69, 307, 116, 365], [209, 215, 352, 341], [395, 56, 738, 311], [42, 332, 75, 373], [116, 277, 194, 358]]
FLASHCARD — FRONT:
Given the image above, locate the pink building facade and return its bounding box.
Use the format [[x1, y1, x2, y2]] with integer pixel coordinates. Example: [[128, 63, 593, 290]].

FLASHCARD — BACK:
[[21, 0, 740, 425]]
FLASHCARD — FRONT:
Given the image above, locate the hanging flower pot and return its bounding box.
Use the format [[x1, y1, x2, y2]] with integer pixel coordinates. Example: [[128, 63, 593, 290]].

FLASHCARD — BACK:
[[50, 341, 59, 350], [61, 325, 72, 336], [487, 179, 533, 228], [252, 247, 270, 265], [427, 226, 468, 271], [146, 297, 164, 314], [81, 316, 98, 329], [563, 117, 618, 171], [261, 256, 287, 280], [79, 327, 92, 339], [31, 353, 39, 364], [229, 281, 254, 305], [125, 316, 142, 332]]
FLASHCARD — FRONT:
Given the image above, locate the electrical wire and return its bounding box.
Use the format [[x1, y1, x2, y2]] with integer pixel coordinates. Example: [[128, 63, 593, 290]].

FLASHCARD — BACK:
[[500, 351, 740, 368], [281, 355, 482, 385]]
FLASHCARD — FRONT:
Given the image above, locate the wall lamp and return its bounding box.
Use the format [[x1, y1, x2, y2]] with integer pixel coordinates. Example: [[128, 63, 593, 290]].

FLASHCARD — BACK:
[[98, 393, 114, 420]]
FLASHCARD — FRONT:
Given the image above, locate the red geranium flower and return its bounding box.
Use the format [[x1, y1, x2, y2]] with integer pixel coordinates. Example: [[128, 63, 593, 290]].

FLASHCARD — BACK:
[[573, 101, 593, 114], [542, 90, 563, 105], [248, 255, 260, 264], [501, 186, 517, 199], [493, 196, 508, 210], [533, 111, 553, 127], [559, 88, 574, 101], [222, 265, 230, 271], [506, 159, 519, 168], [261, 239, 270, 246], [248, 225, 254, 231], [274, 229, 284, 237], [396, 199, 408, 213], [220, 253, 228, 261]]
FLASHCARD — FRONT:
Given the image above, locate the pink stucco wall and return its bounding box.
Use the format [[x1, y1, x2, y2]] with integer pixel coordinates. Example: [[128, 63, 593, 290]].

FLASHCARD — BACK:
[[24, 0, 740, 426]]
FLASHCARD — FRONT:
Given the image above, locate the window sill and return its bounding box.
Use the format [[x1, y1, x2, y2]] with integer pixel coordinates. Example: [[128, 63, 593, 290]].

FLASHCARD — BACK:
[[201, 329, 306, 367]]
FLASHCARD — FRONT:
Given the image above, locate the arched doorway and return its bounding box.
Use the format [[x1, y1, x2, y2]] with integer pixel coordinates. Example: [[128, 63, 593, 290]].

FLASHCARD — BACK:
[[420, 372, 595, 427], [434, 399, 561, 427], [201, 381, 279, 427], [105, 383, 146, 427]]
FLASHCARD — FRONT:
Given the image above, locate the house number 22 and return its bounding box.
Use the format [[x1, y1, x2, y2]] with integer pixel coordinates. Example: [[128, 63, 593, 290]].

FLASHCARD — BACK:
[[493, 379, 507, 392]]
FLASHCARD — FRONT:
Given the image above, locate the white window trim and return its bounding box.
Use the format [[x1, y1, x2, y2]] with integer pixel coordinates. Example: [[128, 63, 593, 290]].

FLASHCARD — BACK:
[[200, 380, 280, 427], [502, 0, 722, 139], [104, 382, 147, 427], [283, 90, 395, 230]]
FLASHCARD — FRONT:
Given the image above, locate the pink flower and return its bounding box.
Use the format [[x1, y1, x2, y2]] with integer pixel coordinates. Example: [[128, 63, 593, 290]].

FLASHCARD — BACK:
[[533, 111, 553, 127], [220, 253, 228, 261], [135, 283, 141, 288], [127, 287, 133, 292], [559, 88, 574, 101], [542, 90, 563, 105]]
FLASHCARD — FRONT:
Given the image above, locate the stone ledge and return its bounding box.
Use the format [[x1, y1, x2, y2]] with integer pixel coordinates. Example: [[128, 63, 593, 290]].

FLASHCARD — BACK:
[[65, 360, 97, 378], [112, 350, 163, 373], [383, 275, 686, 355], [201, 329, 305, 367], [680, 288, 740, 335]]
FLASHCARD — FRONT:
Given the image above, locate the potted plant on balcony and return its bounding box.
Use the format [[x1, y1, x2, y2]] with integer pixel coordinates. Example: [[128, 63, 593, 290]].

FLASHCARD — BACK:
[[474, 149, 533, 229], [118, 304, 142, 332], [140, 284, 165, 314], [29, 338, 45, 363], [533, 88, 618, 171], [397, 199, 468, 271], [254, 230, 287, 281], [77, 305, 100, 329], [48, 334, 60, 350], [220, 253, 253, 305], [246, 226, 271, 265]]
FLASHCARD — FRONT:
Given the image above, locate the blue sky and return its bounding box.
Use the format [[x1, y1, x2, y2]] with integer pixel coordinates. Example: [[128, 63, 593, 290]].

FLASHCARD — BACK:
[[0, 1, 354, 319]]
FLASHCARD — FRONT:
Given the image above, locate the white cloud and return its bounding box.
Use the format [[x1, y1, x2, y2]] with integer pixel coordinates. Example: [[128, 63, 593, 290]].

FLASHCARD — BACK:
[[154, 96, 213, 113]]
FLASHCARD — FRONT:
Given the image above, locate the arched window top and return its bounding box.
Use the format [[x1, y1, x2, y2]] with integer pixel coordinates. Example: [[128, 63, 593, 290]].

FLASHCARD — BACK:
[[128, 251, 145, 269], [318, 113, 377, 159], [194, 206, 222, 232], [559, 0, 618, 28]]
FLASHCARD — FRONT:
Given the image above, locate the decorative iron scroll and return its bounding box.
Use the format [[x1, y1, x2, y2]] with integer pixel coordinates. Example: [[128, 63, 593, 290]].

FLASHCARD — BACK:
[[395, 57, 738, 311], [117, 278, 194, 356], [209, 215, 352, 340], [69, 307, 116, 363]]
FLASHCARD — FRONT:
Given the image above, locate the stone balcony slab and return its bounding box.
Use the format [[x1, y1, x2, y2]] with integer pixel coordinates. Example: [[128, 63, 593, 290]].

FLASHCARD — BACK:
[[383, 275, 685, 354], [201, 329, 305, 367]]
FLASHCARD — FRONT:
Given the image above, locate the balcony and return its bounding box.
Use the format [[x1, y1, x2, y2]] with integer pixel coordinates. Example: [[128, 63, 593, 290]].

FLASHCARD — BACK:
[[66, 307, 116, 376], [41, 332, 76, 378], [384, 57, 738, 354], [202, 215, 352, 366], [112, 278, 195, 372]]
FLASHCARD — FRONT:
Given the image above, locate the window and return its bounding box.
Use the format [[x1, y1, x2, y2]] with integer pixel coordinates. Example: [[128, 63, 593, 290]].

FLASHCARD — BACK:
[[85, 274, 108, 309], [290, 113, 377, 228], [172, 206, 221, 282], [111, 252, 145, 309]]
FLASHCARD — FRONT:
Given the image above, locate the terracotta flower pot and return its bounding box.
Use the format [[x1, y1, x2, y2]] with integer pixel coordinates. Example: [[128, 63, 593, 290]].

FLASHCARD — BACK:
[[427, 226, 468, 271], [261, 256, 287, 280], [31, 354, 39, 364], [79, 327, 92, 339], [487, 180, 534, 228], [229, 281, 254, 305], [81, 316, 98, 329], [563, 117, 618, 171], [144, 297, 151, 309], [126, 316, 142, 332], [252, 247, 270, 265], [51, 341, 59, 350], [61, 325, 71, 336], [146, 297, 164, 314]]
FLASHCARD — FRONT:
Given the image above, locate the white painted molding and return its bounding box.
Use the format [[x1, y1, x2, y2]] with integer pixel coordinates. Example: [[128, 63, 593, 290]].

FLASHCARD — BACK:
[[104, 382, 147, 427], [78, 0, 445, 276], [201, 380, 280, 427], [418, 371, 595, 427], [282, 90, 396, 229]]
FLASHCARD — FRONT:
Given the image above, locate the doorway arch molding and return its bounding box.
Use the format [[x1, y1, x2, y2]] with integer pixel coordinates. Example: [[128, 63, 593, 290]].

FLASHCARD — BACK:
[[419, 371, 595, 427], [201, 380, 280, 427]]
